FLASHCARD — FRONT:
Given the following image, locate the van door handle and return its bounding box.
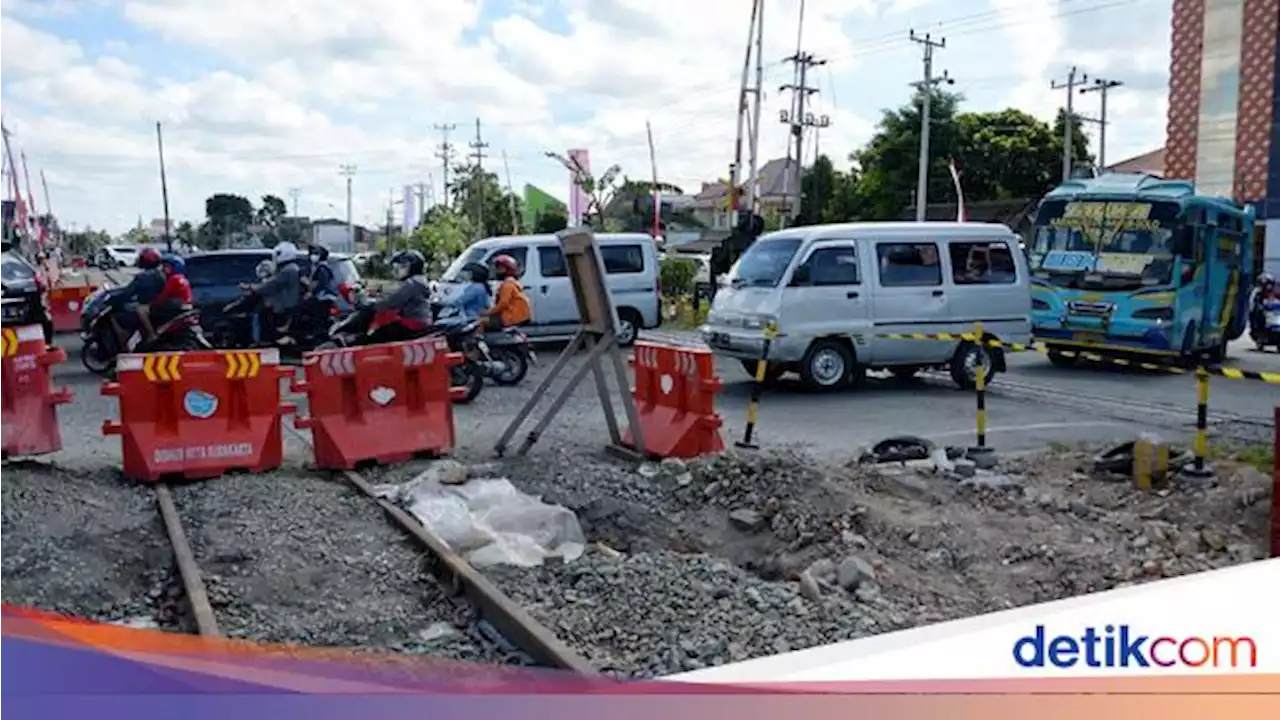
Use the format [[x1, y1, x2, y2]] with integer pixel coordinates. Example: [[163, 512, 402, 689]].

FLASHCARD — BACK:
[[540, 285, 549, 294], [932, 290, 944, 297], [522, 285, 533, 291], [846, 291, 860, 299]]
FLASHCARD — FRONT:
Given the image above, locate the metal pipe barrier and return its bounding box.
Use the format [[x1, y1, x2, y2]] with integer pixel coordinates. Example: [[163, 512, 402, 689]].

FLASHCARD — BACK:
[[873, 324, 1279, 472]]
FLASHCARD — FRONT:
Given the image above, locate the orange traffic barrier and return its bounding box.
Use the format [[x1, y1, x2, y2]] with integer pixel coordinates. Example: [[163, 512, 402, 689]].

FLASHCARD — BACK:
[[292, 337, 465, 469], [47, 284, 97, 333], [101, 349, 295, 482], [621, 341, 725, 459], [1271, 407, 1279, 559], [1, 324, 73, 457]]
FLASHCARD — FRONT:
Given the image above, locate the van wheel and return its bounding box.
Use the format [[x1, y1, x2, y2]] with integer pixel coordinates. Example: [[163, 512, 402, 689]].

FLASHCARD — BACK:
[[800, 339, 853, 392], [950, 341, 995, 391], [615, 308, 641, 348]]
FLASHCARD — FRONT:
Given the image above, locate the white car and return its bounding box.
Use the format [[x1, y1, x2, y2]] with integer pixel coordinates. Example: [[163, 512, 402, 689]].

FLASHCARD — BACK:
[[95, 245, 142, 268]]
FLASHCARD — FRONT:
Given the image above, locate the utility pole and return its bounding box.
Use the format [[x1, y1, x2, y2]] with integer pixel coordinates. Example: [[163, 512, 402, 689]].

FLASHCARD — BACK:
[[745, 0, 765, 214], [338, 164, 356, 249], [1051, 67, 1089, 182], [501, 151, 521, 234], [155, 122, 173, 250], [1079, 77, 1123, 171], [289, 187, 301, 216], [909, 30, 951, 222], [469, 118, 489, 237], [728, 0, 763, 229], [779, 51, 828, 224], [433, 123, 457, 208]]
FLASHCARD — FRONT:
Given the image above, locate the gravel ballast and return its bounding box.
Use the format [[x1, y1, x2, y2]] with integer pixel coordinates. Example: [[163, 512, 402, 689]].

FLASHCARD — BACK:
[[170, 469, 509, 662], [1, 461, 176, 627], [443, 446, 1272, 678]]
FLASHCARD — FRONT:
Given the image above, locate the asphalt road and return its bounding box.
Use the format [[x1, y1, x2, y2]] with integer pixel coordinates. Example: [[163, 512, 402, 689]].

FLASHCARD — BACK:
[[32, 322, 1277, 481]]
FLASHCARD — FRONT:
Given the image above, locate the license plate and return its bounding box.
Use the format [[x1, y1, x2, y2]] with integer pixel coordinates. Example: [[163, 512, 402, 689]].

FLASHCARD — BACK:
[[709, 332, 731, 348], [1072, 331, 1106, 344]]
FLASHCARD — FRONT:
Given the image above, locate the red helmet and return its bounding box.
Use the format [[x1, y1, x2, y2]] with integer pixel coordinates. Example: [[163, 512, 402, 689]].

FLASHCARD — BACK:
[[492, 254, 520, 277], [135, 247, 162, 269]]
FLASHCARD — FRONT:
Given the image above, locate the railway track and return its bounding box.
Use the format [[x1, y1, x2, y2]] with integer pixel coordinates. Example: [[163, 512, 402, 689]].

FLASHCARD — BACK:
[[154, 425, 596, 674]]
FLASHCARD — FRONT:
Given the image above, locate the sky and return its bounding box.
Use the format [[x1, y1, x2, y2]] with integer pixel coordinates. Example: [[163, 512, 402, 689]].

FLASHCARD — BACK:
[[0, 0, 1173, 235]]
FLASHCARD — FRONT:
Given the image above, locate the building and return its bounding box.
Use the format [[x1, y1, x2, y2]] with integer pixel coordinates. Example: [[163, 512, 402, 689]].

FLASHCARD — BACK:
[[1164, 0, 1279, 273], [690, 157, 802, 230], [1104, 147, 1166, 177]]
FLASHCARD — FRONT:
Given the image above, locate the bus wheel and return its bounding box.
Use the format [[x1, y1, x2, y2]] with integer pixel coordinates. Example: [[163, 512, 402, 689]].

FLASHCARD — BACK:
[[1204, 335, 1229, 365], [1047, 350, 1077, 368], [1178, 322, 1198, 368]]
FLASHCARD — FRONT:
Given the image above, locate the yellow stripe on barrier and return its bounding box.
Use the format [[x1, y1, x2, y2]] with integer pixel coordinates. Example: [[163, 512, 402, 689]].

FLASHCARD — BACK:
[[879, 330, 1279, 383], [223, 351, 262, 380], [1, 327, 16, 357], [142, 354, 182, 382]]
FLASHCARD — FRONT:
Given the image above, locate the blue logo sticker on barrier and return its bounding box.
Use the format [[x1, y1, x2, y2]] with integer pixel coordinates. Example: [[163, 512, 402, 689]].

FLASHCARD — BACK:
[[183, 389, 219, 419]]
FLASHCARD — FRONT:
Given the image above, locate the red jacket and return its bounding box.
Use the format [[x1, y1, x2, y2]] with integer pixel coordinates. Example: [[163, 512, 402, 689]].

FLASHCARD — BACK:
[[154, 274, 193, 306]]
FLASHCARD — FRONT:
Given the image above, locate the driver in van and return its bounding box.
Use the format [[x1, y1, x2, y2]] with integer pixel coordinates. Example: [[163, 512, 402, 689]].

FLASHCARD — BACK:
[[958, 247, 992, 283]]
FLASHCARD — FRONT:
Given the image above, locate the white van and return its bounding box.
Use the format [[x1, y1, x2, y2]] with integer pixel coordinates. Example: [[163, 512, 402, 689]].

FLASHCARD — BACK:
[[437, 233, 662, 346], [700, 222, 1032, 391]]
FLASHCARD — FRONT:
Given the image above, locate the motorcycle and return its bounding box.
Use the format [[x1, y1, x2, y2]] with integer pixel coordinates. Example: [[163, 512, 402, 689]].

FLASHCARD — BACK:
[[1250, 298, 1280, 352], [432, 302, 535, 386], [210, 288, 341, 356], [80, 286, 211, 377], [317, 300, 486, 405]]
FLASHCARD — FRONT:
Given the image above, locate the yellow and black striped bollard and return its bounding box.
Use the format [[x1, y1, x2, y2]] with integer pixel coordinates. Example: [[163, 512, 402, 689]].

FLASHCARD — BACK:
[[973, 321, 987, 449], [1185, 367, 1214, 477], [736, 321, 778, 450]]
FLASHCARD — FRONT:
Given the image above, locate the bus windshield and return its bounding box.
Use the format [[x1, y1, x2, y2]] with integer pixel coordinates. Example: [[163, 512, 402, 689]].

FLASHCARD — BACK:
[[1030, 199, 1184, 286]]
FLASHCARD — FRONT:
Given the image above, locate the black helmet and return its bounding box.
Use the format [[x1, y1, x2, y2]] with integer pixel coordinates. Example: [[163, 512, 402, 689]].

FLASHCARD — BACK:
[[464, 262, 490, 284], [390, 249, 426, 279], [311, 244, 330, 261]]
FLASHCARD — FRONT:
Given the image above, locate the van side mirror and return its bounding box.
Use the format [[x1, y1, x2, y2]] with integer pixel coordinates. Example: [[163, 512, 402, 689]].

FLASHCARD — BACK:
[[790, 263, 811, 286]]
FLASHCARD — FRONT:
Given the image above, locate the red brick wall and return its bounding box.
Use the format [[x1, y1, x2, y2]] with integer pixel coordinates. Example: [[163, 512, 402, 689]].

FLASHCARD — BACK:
[[1234, 0, 1279, 202], [1166, 0, 1206, 180]]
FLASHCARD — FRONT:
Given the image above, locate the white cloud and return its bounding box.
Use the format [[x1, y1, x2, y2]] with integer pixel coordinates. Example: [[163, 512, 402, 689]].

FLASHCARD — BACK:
[[2, 0, 1173, 234]]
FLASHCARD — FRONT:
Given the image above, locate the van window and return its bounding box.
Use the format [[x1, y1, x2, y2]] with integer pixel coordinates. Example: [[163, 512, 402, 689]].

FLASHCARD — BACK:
[[538, 246, 567, 277], [948, 241, 1018, 285], [489, 246, 528, 273], [730, 237, 803, 288], [601, 244, 645, 274], [876, 242, 942, 286], [804, 246, 860, 285]]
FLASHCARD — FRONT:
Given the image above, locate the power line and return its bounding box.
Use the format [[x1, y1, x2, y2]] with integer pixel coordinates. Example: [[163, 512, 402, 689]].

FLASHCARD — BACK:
[[909, 30, 952, 222], [433, 123, 457, 209], [1050, 67, 1090, 182], [1079, 77, 1123, 170]]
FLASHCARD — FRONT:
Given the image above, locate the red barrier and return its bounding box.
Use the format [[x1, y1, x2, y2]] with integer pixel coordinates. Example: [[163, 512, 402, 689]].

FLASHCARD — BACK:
[[101, 349, 295, 482], [621, 341, 724, 459], [292, 337, 465, 469], [1271, 407, 1279, 559], [1, 324, 73, 457], [47, 284, 96, 334]]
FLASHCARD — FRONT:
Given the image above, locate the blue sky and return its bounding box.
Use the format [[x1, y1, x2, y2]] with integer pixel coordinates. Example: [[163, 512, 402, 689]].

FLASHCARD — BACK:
[[1, 0, 1172, 234]]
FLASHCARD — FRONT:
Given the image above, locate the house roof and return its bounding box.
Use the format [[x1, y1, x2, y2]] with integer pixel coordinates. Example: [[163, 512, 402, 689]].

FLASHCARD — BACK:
[[693, 157, 801, 206], [897, 198, 1040, 229], [1105, 147, 1164, 177]]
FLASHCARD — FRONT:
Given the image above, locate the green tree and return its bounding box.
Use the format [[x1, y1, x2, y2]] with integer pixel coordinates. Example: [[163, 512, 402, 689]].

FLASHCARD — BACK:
[[203, 193, 255, 249], [544, 151, 623, 230], [175, 221, 197, 247], [798, 155, 838, 226], [408, 206, 473, 276], [853, 88, 965, 219], [534, 209, 568, 233], [1052, 109, 1097, 176], [448, 166, 523, 239], [257, 194, 287, 227]]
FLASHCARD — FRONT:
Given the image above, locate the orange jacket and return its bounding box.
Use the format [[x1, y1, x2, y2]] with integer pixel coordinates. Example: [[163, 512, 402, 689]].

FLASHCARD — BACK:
[[487, 277, 531, 325]]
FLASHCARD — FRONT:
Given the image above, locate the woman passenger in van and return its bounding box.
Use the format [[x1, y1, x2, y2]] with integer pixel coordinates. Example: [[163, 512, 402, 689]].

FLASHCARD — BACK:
[[958, 247, 992, 284]]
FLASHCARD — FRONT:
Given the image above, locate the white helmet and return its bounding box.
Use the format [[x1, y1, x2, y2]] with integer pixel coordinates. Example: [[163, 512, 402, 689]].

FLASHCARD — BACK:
[[272, 241, 300, 264], [255, 259, 276, 280]]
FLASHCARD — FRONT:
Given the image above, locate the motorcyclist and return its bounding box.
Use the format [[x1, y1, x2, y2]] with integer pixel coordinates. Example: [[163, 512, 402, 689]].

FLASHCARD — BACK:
[[243, 241, 303, 344], [457, 261, 492, 322], [1249, 273, 1278, 338], [307, 244, 338, 299], [368, 249, 432, 343], [140, 252, 194, 339], [479, 254, 531, 331], [109, 247, 165, 347]]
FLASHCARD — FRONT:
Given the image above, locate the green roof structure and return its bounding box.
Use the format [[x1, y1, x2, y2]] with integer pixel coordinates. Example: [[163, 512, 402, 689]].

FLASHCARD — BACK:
[[523, 184, 567, 231]]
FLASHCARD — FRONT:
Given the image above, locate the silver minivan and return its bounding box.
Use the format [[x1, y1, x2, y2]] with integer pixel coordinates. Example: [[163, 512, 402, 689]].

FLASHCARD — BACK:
[[700, 222, 1033, 391], [437, 233, 662, 346]]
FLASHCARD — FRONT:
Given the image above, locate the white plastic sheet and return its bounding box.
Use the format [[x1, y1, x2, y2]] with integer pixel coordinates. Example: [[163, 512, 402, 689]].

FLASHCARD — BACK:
[[374, 462, 585, 568]]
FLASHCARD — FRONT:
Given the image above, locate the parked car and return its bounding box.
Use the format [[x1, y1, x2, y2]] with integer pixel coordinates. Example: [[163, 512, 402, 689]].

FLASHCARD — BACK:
[[93, 245, 144, 269], [184, 249, 364, 333], [1, 246, 54, 342], [701, 221, 1033, 391], [436, 233, 663, 347]]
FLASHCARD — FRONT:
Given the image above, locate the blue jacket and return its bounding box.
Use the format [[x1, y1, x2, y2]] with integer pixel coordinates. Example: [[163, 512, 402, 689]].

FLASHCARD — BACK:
[[458, 282, 491, 321], [112, 269, 165, 306]]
